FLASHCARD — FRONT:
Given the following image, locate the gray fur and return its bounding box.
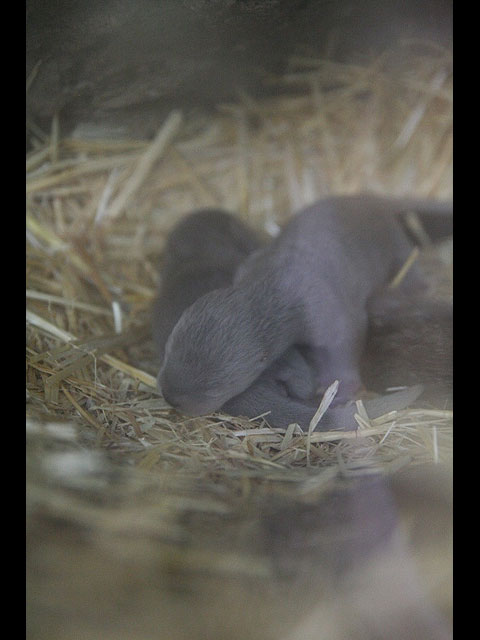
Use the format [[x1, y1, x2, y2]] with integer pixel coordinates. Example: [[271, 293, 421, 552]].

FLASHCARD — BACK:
[[224, 384, 424, 431], [153, 208, 317, 422], [159, 195, 451, 417], [152, 208, 262, 363]]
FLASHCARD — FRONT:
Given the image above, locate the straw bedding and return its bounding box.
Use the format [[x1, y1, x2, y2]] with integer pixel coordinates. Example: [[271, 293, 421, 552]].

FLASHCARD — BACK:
[[26, 41, 452, 639]]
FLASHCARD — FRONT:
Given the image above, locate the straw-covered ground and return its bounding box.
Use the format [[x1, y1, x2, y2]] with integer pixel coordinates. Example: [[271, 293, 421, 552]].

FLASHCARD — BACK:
[[27, 40, 452, 640]]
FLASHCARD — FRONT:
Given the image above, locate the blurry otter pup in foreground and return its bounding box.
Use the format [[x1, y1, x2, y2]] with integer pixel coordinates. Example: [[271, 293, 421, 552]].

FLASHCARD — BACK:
[[157, 196, 451, 424]]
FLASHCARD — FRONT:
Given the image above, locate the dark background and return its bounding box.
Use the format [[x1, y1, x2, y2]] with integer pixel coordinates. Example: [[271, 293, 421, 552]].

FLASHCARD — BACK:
[[26, 0, 452, 138]]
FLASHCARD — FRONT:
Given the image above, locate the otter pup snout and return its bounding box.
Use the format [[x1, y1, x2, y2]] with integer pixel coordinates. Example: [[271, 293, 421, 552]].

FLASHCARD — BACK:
[[159, 368, 223, 416]]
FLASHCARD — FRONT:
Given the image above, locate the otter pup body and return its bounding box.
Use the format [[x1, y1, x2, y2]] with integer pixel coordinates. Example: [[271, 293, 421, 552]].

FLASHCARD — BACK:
[[154, 206, 427, 429], [153, 208, 318, 425], [159, 195, 451, 416]]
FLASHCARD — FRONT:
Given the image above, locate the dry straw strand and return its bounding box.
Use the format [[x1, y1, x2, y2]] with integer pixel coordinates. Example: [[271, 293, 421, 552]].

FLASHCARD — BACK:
[[105, 110, 183, 221]]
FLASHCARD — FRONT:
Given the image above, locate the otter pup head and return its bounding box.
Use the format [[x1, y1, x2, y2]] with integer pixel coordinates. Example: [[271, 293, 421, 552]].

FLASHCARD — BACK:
[[158, 288, 268, 415]]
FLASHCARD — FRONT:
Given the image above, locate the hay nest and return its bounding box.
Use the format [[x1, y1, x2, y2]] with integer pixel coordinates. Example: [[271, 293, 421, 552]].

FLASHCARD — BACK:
[[27, 40, 452, 523], [27, 40, 453, 639]]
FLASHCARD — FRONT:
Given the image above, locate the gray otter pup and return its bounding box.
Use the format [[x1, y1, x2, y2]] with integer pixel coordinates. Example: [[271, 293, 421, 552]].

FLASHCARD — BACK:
[[153, 209, 318, 417], [154, 208, 424, 429], [159, 194, 451, 417]]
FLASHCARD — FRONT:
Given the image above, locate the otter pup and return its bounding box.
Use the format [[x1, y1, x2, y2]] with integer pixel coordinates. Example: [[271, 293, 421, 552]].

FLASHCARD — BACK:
[[154, 209, 424, 429], [152, 208, 320, 425], [363, 297, 452, 409], [159, 195, 451, 417]]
